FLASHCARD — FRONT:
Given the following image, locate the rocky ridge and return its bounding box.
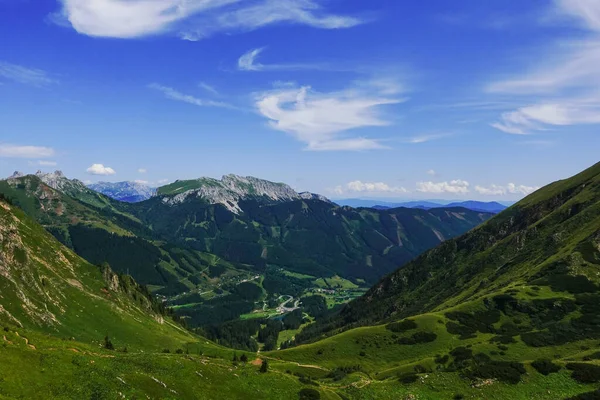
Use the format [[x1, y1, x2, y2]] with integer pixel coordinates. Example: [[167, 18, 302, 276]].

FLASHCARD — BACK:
[[159, 174, 330, 213]]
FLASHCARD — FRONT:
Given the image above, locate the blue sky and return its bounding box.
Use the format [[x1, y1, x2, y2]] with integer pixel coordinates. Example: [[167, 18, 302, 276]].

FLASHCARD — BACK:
[[0, 0, 598, 200]]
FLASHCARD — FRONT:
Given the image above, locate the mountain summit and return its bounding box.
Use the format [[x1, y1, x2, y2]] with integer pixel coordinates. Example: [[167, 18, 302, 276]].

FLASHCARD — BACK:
[[157, 174, 325, 213], [88, 181, 156, 203]]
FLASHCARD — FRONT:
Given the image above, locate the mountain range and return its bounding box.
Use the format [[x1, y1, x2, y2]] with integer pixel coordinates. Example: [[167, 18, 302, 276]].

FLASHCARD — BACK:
[[87, 180, 157, 202], [0, 171, 490, 329], [1, 162, 600, 398], [338, 198, 509, 214]]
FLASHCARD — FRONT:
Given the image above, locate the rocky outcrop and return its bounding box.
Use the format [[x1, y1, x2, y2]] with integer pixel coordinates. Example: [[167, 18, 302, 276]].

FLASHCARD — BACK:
[[87, 181, 156, 202], [160, 174, 329, 213]]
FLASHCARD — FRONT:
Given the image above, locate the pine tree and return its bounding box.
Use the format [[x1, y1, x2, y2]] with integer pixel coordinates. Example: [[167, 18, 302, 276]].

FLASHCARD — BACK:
[[233, 353, 238, 362], [240, 354, 248, 363], [104, 335, 114, 350], [260, 359, 269, 373]]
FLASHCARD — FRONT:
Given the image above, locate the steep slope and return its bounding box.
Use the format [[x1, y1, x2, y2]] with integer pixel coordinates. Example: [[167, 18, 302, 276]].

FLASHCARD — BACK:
[[157, 174, 304, 213], [125, 195, 492, 285], [0, 196, 192, 349], [298, 161, 600, 339], [0, 174, 240, 295], [0, 196, 331, 400], [88, 181, 156, 202]]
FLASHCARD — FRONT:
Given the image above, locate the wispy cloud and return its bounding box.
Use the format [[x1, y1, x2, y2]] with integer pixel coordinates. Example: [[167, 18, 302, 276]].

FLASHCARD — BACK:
[[138, 168, 147, 174], [407, 133, 451, 144], [0, 61, 57, 87], [30, 160, 58, 167], [198, 81, 220, 96], [416, 180, 470, 194], [255, 80, 404, 151], [332, 180, 408, 195], [149, 83, 237, 109], [53, 0, 364, 40], [0, 144, 55, 158], [475, 183, 539, 196], [238, 47, 326, 71], [86, 164, 116, 176], [489, 0, 600, 134]]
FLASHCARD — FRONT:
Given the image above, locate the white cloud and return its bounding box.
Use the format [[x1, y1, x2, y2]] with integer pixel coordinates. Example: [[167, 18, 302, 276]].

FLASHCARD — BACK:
[[475, 183, 540, 196], [555, 0, 600, 32], [198, 81, 219, 96], [0, 144, 55, 158], [416, 180, 470, 194], [238, 48, 264, 71], [134, 179, 149, 185], [138, 168, 147, 174], [255, 82, 403, 151], [32, 160, 58, 167], [489, 0, 600, 134], [86, 164, 116, 176], [53, 0, 363, 40], [237, 47, 326, 72], [427, 169, 437, 176], [333, 180, 408, 195], [149, 83, 236, 109], [157, 179, 170, 184], [0, 62, 57, 87], [407, 133, 451, 144]]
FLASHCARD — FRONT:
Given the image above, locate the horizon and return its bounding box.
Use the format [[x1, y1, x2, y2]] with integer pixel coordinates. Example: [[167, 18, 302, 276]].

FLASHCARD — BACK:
[[1, 1, 599, 202]]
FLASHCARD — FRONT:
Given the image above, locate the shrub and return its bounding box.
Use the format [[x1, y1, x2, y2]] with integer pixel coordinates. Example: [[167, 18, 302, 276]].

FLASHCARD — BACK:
[[453, 395, 465, 400], [566, 363, 600, 383], [435, 355, 449, 364], [260, 359, 269, 373], [490, 335, 516, 344], [450, 347, 473, 362], [103, 335, 114, 351], [298, 388, 321, 400], [386, 319, 417, 333], [566, 389, 600, 400], [469, 361, 526, 384], [398, 373, 419, 384], [398, 332, 437, 345], [532, 359, 561, 376]]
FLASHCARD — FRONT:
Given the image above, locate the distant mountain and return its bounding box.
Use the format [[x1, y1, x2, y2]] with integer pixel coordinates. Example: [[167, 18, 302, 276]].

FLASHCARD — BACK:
[[0, 172, 491, 306], [298, 161, 600, 342], [157, 174, 311, 213], [88, 181, 156, 202], [338, 198, 508, 214], [444, 200, 507, 213]]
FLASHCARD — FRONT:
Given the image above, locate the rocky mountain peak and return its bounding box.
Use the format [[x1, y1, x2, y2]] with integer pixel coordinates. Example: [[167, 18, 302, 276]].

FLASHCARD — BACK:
[[9, 171, 24, 179], [160, 174, 326, 214]]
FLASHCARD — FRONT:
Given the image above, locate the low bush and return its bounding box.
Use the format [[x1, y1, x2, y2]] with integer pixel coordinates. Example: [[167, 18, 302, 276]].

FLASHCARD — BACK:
[[298, 388, 321, 400], [532, 359, 561, 376], [398, 373, 419, 384], [386, 319, 417, 333], [566, 363, 600, 383], [566, 389, 600, 400], [397, 332, 437, 345], [469, 361, 526, 384]]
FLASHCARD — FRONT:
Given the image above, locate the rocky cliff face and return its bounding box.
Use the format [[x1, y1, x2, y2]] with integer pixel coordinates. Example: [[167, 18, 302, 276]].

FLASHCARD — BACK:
[[87, 181, 156, 202], [33, 170, 88, 194], [159, 174, 325, 213]]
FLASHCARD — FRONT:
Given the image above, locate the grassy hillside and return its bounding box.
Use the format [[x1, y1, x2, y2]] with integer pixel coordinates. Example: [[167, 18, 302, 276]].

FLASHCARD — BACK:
[[2, 158, 600, 399], [300, 161, 600, 338], [0, 197, 340, 399], [125, 196, 491, 285], [0, 175, 245, 297]]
